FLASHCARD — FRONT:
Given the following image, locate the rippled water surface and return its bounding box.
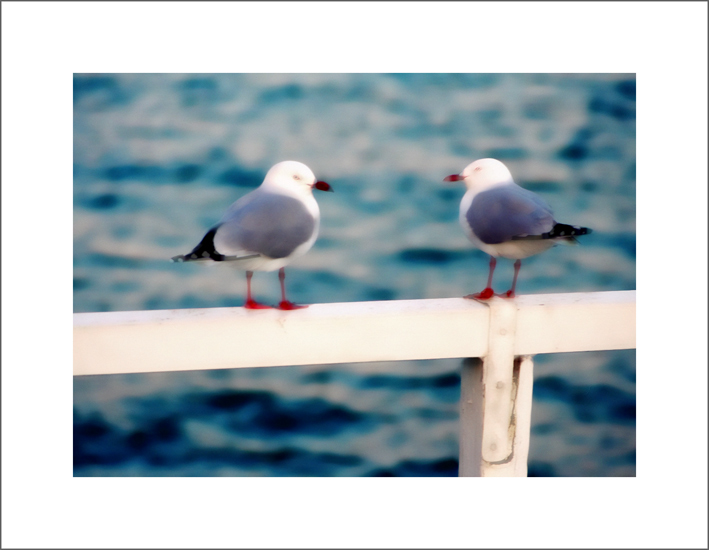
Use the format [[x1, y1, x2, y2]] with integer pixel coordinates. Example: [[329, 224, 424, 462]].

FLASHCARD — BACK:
[[74, 73, 636, 476]]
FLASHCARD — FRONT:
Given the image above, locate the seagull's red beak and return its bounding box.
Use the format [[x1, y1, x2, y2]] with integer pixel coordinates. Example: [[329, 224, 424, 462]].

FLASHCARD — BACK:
[[444, 174, 464, 182], [313, 180, 333, 192]]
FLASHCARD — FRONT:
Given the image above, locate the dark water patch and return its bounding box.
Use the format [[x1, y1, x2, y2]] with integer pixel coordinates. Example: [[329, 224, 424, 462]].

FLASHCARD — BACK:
[[74, 75, 132, 108], [182, 446, 361, 476], [301, 371, 333, 384], [218, 166, 263, 187], [415, 408, 458, 420], [433, 373, 460, 388], [606, 402, 635, 423], [534, 375, 571, 399], [397, 174, 416, 193], [74, 394, 367, 474], [589, 97, 635, 121], [612, 234, 636, 258], [85, 253, 166, 270], [126, 429, 150, 451], [73, 277, 90, 290], [624, 162, 636, 184], [558, 128, 594, 162], [608, 449, 636, 469], [398, 248, 465, 265], [85, 253, 143, 268], [104, 164, 165, 182], [124, 416, 181, 451], [191, 389, 369, 438], [150, 416, 182, 441], [259, 84, 304, 103], [256, 399, 363, 436], [359, 373, 459, 392], [534, 376, 635, 425], [74, 410, 132, 468], [615, 80, 636, 100], [146, 451, 183, 468], [558, 143, 588, 161], [317, 451, 362, 467], [368, 457, 458, 477], [74, 412, 111, 439], [531, 422, 556, 435], [174, 164, 203, 183], [580, 181, 599, 193], [82, 193, 121, 210], [207, 389, 275, 411], [437, 188, 460, 203], [528, 462, 556, 477]]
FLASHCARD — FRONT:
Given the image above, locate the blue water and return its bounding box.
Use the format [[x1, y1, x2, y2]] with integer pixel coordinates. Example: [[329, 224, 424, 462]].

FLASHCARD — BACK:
[[73, 73, 636, 476]]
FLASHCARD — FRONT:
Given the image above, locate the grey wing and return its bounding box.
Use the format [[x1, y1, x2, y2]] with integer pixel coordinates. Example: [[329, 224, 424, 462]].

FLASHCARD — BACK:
[[467, 185, 555, 244], [215, 190, 316, 259]]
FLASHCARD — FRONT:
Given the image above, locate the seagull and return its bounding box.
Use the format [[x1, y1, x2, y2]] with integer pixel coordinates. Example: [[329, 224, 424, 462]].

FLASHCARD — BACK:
[[172, 160, 332, 310], [444, 158, 591, 300]]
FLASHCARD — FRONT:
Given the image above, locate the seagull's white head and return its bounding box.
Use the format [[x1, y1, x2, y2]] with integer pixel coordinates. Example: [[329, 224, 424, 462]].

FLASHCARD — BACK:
[[444, 158, 514, 191], [261, 160, 332, 196]]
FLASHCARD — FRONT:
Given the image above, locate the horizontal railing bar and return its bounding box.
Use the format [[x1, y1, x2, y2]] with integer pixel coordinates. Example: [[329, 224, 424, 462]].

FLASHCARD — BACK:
[[73, 290, 636, 376]]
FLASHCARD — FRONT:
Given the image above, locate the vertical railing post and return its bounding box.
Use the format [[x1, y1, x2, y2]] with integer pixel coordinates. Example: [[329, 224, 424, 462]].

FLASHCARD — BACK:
[[511, 355, 535, 476], [459, 357, 484, 476], [459, 298, 534, 477]]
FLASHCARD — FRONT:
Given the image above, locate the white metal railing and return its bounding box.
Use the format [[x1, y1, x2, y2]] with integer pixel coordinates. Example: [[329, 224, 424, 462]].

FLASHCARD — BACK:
[[73, 290, 636, 476]]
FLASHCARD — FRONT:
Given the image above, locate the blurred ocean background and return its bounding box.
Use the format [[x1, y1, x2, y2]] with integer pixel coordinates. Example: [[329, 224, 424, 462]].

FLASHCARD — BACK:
[[73, 73, 636, 477]]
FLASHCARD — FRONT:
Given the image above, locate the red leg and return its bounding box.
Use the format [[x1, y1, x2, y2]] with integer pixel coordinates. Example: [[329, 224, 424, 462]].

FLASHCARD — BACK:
[[277, 268, 308, 310], [244, 270, 272, 309], [464, 256, 496, 300], [502, 259, 521, 298]]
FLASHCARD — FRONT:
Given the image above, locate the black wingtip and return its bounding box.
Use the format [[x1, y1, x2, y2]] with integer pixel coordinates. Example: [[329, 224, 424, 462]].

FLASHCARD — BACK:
[[542, 223, 592, 239], [174, 227, 227, 262]]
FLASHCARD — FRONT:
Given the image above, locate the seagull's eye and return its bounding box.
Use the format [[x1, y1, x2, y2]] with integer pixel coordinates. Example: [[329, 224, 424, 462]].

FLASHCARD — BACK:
[[293, 174, 301, 181], [474, 167, 482, 172]]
